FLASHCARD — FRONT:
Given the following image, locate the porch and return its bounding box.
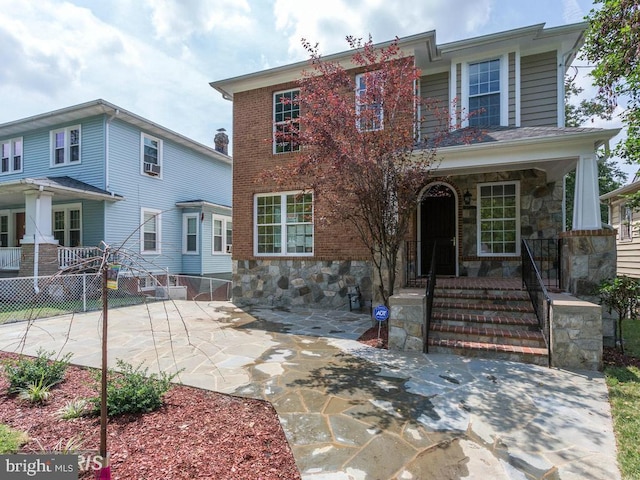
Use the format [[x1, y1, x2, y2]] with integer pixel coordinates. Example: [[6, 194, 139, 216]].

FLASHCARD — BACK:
[[0, 246, 102, 273]]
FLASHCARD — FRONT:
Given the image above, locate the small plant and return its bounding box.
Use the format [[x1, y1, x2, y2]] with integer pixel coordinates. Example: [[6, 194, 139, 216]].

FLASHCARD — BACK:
[[17, 377, 53, 404], [0, 424, 29, 454], [56, 398, 91, 420], [598, 276, 640, 353], [32, 434, 85, 455], [91, 359, 179, 417], [4, 349, 73, 394]]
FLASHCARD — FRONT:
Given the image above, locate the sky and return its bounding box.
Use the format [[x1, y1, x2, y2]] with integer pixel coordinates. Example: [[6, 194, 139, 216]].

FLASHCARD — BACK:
[[0, 0, 635, 182]]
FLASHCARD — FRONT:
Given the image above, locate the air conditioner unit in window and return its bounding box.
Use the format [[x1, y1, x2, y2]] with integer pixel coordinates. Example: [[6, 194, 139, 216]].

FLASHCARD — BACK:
[[144, 162, 161, 176]]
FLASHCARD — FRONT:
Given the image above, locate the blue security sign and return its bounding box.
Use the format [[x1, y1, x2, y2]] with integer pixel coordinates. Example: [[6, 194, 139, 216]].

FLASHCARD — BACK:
[[373, 305, 389, 322]]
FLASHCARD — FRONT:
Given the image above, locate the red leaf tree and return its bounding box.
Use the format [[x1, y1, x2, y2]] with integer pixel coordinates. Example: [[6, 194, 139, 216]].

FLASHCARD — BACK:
[[268, 36, 462, 305]]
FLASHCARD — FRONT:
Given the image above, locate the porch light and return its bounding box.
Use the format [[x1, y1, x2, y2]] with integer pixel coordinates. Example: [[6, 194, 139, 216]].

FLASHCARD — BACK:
[[463, 190, 472, 206]]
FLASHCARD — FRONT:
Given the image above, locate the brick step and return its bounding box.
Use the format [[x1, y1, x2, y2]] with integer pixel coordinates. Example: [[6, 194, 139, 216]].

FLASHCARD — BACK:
[[428, 338, 549, 366], [430, 324, 546, 348], [431, 311, 539, 329], [434, 290, 531, 303], [433, 300, 535, 318]]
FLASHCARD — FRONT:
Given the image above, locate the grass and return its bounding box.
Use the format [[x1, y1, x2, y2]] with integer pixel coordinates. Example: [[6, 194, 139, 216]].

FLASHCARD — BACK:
[[0, 424, 28, 454], [606, 318, 640, 480]]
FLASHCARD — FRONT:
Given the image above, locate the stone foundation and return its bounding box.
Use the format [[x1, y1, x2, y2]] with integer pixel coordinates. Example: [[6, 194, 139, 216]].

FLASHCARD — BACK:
[[233, 259, 372, 309], [18, 243, 60, 277], [388, 290, 425, 351]]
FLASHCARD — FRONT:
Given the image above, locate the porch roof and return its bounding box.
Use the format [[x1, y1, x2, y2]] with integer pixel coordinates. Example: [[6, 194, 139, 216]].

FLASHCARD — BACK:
[[0, 176, 124, 205]]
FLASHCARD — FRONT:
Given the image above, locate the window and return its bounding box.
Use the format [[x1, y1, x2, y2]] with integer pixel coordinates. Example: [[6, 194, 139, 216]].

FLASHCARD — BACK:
[[183, 214, 199, 254], [255, 192, 313, 256], [141, 208, 161, 254], [226, 220, 233, 254], [274, 89, 300, 153], [52, 204, 82, 247], [51, 126, 80, 166], [478, 182, 519, 256], [212, 214, 232, 254], [0, 214, 8, 247], [141, 133, 162, 177], [1, 138, 22, 174], [356, 72, 383, 131], [620, 204, 633, 241], [468, 59, 501, 127]]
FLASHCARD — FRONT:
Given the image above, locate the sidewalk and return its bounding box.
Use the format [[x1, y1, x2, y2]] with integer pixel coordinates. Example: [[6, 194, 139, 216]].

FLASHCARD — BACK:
[[0, 301, 621, 479]]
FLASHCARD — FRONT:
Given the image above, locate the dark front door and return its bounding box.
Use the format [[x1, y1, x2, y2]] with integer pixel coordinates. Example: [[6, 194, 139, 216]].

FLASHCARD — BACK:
[[421, 185, 456, 275], [15, 212, 25, 246]]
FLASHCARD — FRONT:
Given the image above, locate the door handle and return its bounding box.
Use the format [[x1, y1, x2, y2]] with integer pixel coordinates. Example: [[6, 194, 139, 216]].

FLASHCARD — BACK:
[[451, 236, 456, 247]]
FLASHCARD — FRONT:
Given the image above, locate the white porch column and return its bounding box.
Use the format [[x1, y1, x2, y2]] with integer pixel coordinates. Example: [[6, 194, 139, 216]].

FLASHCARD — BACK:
[[21, 191, 57, 244], [572, 154, 601, 230]]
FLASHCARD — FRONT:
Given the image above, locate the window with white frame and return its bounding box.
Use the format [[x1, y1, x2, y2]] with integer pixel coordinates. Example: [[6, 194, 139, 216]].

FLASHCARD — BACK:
[[468, 59, 501, 127], [355, 71, 383, 132], [226, 220, 232, 253], [255, 192, 313, 256], [183, 214, 199, 254], [141, 133, 162, 177], [478, 182, 519, 256], [51, 126, 80, 166], [620, 204, 633, 241], [0, 214, 8, 247], [274, 89, 300, 154], [1, 138, 22, 174], [212, 214, 232, 254], [52, 204, 81, 247], [141, 208, 161, 254]]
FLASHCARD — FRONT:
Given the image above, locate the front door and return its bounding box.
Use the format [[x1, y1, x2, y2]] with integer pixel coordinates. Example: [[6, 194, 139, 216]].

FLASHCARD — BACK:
[[420, 184, 456, 275], [15, 212, 25, 246]]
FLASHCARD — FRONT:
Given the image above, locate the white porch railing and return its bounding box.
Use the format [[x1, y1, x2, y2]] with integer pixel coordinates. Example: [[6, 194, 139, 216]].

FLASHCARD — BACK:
[[58, 247, 103, 270], [0, 247, 21, 270]]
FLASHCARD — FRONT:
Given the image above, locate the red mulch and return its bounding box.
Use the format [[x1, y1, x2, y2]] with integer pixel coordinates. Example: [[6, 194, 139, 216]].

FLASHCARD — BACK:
[[356, 322, 388, 349], [0, 352, 300, 480], [602, 346, 640, 369]]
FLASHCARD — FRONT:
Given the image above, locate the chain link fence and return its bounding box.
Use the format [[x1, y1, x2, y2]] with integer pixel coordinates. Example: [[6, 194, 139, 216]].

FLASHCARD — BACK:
[[0, 273, 232, 325]]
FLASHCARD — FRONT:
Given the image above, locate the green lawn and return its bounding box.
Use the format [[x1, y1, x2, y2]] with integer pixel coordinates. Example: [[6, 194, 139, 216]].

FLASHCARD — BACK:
[[606, 318, 640, 480]]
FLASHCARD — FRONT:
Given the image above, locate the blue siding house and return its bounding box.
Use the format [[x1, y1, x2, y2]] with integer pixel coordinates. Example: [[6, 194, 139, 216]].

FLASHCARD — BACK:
[[0, 99, 232, 278]]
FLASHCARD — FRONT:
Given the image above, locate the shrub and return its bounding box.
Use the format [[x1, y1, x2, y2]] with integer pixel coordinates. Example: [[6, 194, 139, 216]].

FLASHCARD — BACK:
[[0, 425, 28, 454], [599, 276, 640, 353], [4, 349, 72, 394], [18, 377, 53, 404], [56, 398, 91, 420], [91, 359, 179, 417]]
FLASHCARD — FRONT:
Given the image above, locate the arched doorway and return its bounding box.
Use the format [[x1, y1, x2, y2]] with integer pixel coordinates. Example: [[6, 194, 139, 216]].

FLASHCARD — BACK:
[[419, 182, 457, 276]]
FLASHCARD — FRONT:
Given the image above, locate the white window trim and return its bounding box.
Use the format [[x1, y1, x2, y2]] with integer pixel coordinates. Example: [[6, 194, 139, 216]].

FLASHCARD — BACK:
[[456, 53, 509, 128], [182, 213, 199, 255], [1, 137, 23, 175], [141, 207, 162, 255], [140, 132, 163, 178], [620, 204, 633, 242], [355, 72, 384, 132], [52, 203, 82, 247], [50, 126, 81, 166], [212, 214, 232, 255], [273, 89, 300, 154], [254, 191, 314, 257], [476, 181, 520, 257]]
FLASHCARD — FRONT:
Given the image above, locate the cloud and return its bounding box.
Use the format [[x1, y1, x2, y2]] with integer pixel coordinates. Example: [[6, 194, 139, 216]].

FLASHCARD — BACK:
[[562, 0, 585, 23]]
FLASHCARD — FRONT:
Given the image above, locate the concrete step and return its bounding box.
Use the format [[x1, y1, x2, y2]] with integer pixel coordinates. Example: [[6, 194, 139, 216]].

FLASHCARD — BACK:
[[428, 338, 549, 366]]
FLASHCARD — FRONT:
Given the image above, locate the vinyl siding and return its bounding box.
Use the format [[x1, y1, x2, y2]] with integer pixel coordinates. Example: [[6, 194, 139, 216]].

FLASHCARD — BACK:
[[520, 51, 558, 127], [420, 72, 449, 140], [610, 199, 640, 278]]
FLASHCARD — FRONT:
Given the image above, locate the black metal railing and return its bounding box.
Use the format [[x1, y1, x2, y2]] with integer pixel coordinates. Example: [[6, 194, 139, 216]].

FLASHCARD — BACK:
[[525, 238, 562, 290], [424, 241, 437, 354], [405, 241, 420, 287], [521, 239, 551, 366]]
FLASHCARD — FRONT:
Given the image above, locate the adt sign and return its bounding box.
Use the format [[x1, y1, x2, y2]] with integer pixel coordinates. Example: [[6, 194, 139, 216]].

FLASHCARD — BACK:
[[373, 305, 389, 322]]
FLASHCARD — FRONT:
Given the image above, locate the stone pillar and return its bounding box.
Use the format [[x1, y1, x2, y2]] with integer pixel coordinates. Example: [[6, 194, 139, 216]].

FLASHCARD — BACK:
[[389, 289, 425, 351], [549, 292, 602, 370]]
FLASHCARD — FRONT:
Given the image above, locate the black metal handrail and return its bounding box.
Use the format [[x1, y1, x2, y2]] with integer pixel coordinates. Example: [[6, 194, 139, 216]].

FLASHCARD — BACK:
[[525, 238, 562, 289], [405, 241, 419, 287], [424, 241, 437, 354], [521, 239, 552, 366]]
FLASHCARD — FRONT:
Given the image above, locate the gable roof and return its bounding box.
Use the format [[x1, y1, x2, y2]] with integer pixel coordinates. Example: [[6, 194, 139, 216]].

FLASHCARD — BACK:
[[0, 99, 232, 166]]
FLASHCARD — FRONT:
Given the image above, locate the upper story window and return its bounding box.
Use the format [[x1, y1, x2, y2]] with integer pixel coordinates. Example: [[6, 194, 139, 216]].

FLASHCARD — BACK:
[[1, 138, 22, 174], [468, 59, 501, 127], [274, 89, 300, 154], [141, 208, 161, 254], [355, 71, 383, 132], [477, 182, 519, 256], [620, 204, 633, 241], [212, 214, 232, 254], [53, 204, 81, 247], [141, 133, 162, 177], [255, 192, 313, 256], [51, 126, 80, 166]]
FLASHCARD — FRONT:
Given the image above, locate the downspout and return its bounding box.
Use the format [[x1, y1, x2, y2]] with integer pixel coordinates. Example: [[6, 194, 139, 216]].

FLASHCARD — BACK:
[[33, 186, 44, 294]]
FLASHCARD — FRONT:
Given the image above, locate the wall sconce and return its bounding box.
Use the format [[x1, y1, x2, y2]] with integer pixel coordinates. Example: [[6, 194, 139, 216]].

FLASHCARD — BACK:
[[463, 190, 472, 206]]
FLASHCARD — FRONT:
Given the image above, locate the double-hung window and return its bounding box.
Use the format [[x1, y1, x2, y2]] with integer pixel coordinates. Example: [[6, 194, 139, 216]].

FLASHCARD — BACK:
[[620, 204, 633, 241], [355, 71, 383, 132], [52, 204, 81, 247], [274, 89, 300, 153], [141, 208, 161, 254], [1, 138, 22, 174], [468, 59, 501, 127], [0, 213, 8, 247], [183, 214, 199, 254], [212, 215, 232, 254], [255, 192, 313, 256], [51, 126, 80, 166], [141, 133, 162, 177], [478, 182, 519, 256]]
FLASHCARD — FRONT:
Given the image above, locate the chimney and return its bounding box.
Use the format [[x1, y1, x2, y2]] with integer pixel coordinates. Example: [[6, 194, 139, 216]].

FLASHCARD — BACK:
[[214, 128, 229, 155]]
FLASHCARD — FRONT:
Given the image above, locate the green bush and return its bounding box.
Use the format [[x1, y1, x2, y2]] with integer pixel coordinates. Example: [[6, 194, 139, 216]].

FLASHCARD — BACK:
[[91, 359, 179, 417], [18, 377, 53, 404], [4, 349, 72, 394]]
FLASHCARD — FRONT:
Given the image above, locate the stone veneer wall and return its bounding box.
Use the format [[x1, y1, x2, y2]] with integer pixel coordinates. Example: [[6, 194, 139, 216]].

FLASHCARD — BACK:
[[233, 259, 372, 309]]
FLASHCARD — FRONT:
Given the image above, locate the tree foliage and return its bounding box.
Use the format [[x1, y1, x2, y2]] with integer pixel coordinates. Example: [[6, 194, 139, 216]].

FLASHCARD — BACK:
[[599, 275, 640, 353], [266, 36, 462, 305]]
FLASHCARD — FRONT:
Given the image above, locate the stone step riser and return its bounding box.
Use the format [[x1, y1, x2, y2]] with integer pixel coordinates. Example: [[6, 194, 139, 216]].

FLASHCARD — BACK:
[[428, 344, 548, 366], [430, 330, 546, 349]]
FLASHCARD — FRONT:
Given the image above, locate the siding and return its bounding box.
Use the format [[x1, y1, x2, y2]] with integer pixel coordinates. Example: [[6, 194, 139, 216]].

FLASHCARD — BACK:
[[610, 199, 640, 278], [420, 72, 449, 140], [520, 51, 558, 127]]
